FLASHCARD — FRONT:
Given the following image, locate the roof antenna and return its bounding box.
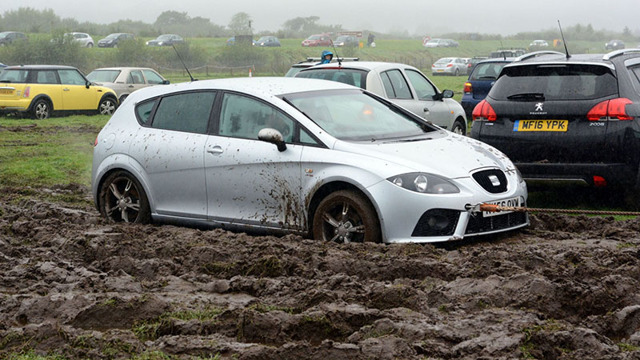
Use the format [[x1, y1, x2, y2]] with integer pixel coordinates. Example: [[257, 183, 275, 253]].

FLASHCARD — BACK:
[[499, 40, 506, 60], [557, 20, 571, 59], [172, 44, 197, 81], [330, 38, 342, 67]]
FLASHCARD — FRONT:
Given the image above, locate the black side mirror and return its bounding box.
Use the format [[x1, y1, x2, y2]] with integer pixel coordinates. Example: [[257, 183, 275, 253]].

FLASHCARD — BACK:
[[258, 128, 287, 152], [161, 80, 170, 85]]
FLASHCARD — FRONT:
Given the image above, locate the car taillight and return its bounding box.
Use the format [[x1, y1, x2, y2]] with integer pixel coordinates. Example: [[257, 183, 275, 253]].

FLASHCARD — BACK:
[[472, 100, 497, 121], [446, 64, 453, 68], [23, 86, 30, 98], [463, 82, 472, 93], [587, 98, 633, 121]]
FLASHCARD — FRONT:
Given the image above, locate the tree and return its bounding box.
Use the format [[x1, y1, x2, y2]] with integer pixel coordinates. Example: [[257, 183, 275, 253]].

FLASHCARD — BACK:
[[228, 12, 252, 35]]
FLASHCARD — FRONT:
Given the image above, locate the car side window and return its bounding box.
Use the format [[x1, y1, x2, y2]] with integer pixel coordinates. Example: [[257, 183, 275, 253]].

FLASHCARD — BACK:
[[219, 93, 294, 143], [380, 69, 413, 100], [58, 69, 86, 85], [405, 69, 437, 100], [151, 91, 215, 134], [36, 71, 58, 84], [136, 99, 156, 125], [143, 70, 165, 84], [130, 70, 144, 84]]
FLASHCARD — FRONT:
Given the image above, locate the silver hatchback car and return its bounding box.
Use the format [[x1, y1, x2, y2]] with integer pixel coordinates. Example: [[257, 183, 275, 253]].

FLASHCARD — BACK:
[[92, 77, 528, 243]]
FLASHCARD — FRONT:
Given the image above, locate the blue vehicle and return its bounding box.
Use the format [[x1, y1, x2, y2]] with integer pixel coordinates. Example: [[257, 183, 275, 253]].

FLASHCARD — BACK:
[[461, 58, 515, 119]]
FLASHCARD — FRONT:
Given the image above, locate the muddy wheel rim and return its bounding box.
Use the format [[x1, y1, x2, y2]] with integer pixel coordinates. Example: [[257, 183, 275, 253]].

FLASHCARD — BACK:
[[34, 102, 49, 119], [100, 100, 116, 115], [104, 177, 142, 222], [321, 201, 366, 243]]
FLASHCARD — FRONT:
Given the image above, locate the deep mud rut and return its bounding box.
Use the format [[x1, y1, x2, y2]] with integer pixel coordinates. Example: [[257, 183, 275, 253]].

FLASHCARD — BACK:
[[2, 185, 640, 359]]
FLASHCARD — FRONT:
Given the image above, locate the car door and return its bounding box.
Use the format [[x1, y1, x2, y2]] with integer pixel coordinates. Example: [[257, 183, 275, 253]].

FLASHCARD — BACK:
[[57, 69, 95, 110], [403, 69, 455, 129], [127, 69, 147, 92], [34, 70, 63, 110], [205, 92, 305, 230], [128, 91, 216, 219]]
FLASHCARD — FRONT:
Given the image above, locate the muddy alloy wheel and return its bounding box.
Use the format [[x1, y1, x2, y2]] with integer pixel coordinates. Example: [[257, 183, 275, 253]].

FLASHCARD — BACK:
[[31, 99, 50, 120], [99, 97, 117, 115], [99, 171, 150, 223], [312, 190, 381, 243], [451, 119, 466, 135]]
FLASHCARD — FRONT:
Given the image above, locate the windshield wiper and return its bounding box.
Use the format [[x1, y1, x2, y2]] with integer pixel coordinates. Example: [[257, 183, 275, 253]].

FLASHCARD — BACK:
[[507, 93, 545, 101]]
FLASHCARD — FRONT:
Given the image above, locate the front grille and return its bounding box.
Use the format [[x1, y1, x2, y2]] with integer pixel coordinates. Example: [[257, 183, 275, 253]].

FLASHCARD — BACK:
[[465, 211, 528, 235], [472, 169, 508, 193]]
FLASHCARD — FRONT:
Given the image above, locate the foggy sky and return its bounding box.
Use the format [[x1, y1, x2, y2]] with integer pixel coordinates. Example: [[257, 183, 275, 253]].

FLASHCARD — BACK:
[[2, 0, 638, 36]]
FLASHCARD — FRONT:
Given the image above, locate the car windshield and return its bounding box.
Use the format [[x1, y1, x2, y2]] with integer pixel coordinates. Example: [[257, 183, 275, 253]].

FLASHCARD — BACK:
[[157, 35, 172, 40], [470, 62, 508, 80], [87, 70, 120, 83], [491, 64, 618, 101], [0, 33, 8, 39], [435, 58, 452, 64], [284, 89, 435, 141], [308, 35, 321, 40], [104, 34, 120, 39]]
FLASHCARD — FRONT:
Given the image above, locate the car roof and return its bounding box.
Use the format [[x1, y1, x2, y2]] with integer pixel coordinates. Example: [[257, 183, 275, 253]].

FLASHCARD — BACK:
[[300, 61, 419, 72], [477, 57, 517, 64], [504, 51, 638, 70], [3, 65, 78, 70], [129, 77, 357, 101], [91, 67, 156, 71]]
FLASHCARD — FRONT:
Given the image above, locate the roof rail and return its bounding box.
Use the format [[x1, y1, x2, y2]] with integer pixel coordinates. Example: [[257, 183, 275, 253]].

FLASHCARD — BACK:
[[515, 51, 565, 62], [305, 57, 359, 62], [603, 49, 640, 61]]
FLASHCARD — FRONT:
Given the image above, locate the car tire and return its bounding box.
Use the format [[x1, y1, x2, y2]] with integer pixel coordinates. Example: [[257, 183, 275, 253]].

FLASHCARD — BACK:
[[451, 118, 466, 135], [31, 99, 51, 120], [87, 43, 93, 48], [312, 190, 381, 243], [99, 171, 151, 223], [98, 97, 117, 115], [454, 68, 460, 76]]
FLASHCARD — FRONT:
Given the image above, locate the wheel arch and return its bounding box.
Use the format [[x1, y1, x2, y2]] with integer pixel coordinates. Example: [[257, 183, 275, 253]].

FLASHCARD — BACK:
[[28, 95, 54, 112], [306, 180, 383, 240], [92, 159, 155, 215]]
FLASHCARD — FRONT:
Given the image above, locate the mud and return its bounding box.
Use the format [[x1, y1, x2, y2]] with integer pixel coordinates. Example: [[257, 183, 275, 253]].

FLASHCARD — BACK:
[[2, 185, 640, 359]]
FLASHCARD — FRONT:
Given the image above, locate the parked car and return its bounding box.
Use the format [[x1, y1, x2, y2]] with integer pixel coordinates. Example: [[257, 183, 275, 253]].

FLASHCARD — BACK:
[[529, 40, 549, 47], [64, 32, 94, 47], [470, 50, 640, 205], [489, 49, 526, 58], [605, 39, 625, 50], [226, 36, 256, 46], [295, 61, 468, 134], [301, 34, 332, 47], [431, 57, 467, 76], [424, 38, 458, 48], [87, 67, 169, 103], [0, 63, 6, 69], [91, 77, 528, 243], [461, 57, 516, 118], [466, 56, 488, 75], [146, 34, 184, 47], [255, 36, 281, 47], [0, 31, 27, 46], [334, 35, 359, 47], [0, 65, 118, 119], [97, 33, 135, 48], [284, 57, 359, 77]]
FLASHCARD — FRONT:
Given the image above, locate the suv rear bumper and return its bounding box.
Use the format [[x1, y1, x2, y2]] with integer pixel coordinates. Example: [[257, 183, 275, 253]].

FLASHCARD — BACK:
[[516, 162, 637, 187]]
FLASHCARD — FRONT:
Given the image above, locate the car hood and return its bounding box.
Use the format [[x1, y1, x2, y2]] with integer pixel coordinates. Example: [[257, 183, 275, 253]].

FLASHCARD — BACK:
[[333, 133, 515, 178]]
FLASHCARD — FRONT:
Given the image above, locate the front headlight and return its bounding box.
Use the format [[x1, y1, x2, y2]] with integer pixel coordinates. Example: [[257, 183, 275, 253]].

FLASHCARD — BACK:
[[387, 173, 460, 194]]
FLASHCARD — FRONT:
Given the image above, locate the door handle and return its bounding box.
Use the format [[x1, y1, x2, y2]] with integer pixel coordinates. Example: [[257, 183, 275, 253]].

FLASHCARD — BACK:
[[423, 108, 430, 112], [63, 88, 70, 91], [207, 145, 224, 154]]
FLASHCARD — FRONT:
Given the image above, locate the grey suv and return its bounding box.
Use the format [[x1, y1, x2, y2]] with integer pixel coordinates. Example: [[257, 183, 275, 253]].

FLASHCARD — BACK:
[[470, 49, 640, 205]]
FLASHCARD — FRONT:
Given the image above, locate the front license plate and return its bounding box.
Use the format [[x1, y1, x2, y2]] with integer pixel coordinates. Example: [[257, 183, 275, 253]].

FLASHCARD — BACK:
[[483, 197, 521, 217], [513, 119, 568, 132]]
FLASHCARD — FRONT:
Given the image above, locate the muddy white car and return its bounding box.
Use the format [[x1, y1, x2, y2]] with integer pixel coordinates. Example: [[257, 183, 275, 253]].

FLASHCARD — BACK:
[[91, 77, 528, 243]]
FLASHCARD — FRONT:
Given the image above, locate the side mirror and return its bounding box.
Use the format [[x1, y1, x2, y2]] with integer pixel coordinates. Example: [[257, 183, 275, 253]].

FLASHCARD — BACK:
[[441, 89, 454, 99], [161, 80, 170, 85], [85, 80, 91, 89], [258, 128, 287, 152]]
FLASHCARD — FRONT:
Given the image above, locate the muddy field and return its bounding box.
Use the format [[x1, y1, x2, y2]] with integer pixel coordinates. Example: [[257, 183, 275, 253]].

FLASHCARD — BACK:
[[2, 185, 640, 359]]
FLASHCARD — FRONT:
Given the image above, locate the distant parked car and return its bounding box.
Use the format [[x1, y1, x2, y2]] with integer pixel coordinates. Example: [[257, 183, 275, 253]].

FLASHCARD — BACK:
[[87, 67, 169, 103], [605, 39, 625, 50], [146, 34, 184, 47], [0, 63, 6, 69], [334, 35, 359, 47], [466, 56, 488, 75], [226, 36, 256, 46], [529, 40, 549, 47], [301, 34, 332, 47], [431, 57, 467, 76], [98, 33, 135, 48], [0, 31, 27, 46], [64, 32, 94, 47], [489, 49, 526, 58], [424, 38, 458, 48], [461, 57, 516, 119], [255, 36, 281, 47], [295, 61, 468, 134], [0, 65, 118, 119]]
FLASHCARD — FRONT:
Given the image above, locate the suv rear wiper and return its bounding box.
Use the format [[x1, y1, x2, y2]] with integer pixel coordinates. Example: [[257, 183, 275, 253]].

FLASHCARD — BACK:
[[507, 93, 545, 101]]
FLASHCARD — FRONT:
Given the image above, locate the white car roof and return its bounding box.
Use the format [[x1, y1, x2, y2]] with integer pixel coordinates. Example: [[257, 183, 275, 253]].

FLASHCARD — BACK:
[[301, 61, 419, 72]]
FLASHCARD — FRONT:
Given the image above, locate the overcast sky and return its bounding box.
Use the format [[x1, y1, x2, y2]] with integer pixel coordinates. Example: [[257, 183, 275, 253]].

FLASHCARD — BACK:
[[2, 0, 638, 36]]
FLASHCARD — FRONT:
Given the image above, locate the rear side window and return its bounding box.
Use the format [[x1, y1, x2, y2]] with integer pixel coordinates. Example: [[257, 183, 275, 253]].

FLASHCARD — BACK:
[[295, 68, 367, 88], [36, 70, 58, 84], [380, 69, 412, 100], [0, 69, 28, 83], [491, 64, 618, 101], [151, 91, 215, 134]]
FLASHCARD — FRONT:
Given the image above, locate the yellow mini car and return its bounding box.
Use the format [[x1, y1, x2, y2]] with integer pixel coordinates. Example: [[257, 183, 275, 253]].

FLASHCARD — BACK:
[[0, 65, 118, 119]]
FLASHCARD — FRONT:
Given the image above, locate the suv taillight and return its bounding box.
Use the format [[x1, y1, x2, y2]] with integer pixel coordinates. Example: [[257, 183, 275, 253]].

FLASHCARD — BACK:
[[472, 100, 497, 121], [463, 82, 472, 93], [587, 98, 633, 121]]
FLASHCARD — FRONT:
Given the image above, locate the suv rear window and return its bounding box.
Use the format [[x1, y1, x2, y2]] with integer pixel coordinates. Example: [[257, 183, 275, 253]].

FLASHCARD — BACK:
[[296, 68, 368, 89], [469, 62, 509, 80], [491, 64, 617, 101]]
